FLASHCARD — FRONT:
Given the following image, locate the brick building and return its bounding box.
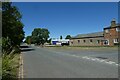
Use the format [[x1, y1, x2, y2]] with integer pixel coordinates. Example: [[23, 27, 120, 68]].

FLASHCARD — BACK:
[[70, 19, 120, 46], [103, 19, 120, 46]]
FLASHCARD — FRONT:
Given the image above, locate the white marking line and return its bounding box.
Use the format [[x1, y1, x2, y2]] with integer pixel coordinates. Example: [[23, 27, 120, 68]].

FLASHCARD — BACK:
[[71, 55, 118, 66], [71, 55, 79, 58], [19, 53, 24, 79], [82, 56, 91, 59], [99, 60, 106, 62], [85, 57, 90, 59], [19, 54, 21, 78], [82, 56, 88, 59], [21, 53, 24, 78], [91, 58, 97, 61], [95, 58, 100, 61]]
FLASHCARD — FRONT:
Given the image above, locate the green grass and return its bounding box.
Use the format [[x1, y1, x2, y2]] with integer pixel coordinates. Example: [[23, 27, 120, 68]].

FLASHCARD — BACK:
[[2, 53, 20, 79], [0, 57, 2, 77], [45, 45, 118, 49], [45, 45, 118, 52]]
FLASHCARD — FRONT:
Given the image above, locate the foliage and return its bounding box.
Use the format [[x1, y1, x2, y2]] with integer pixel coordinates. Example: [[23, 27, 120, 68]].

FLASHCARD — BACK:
[[26, 28, 50, 45], [2, 2, 24, 79], [2, 2, 25, 53], [2, 53, 19, 79], [60, 35, 62, 39], [47, 38, 52, 44], [24, 36, 32, 44], [65, 35, 71, 39]]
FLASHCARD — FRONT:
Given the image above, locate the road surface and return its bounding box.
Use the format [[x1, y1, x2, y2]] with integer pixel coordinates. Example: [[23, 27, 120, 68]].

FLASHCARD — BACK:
[[20, 45, 118, 78]]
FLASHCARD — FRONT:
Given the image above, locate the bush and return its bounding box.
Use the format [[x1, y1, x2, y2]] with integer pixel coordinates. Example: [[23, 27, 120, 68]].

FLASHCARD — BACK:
[[2, 53, 19, 79]]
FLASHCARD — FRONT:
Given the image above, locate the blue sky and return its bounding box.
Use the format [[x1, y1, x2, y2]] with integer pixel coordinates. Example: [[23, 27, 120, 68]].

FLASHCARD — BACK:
[[12, 2, 118, 38]]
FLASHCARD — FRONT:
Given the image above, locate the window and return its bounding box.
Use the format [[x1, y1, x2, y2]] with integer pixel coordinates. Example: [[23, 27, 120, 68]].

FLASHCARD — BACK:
[[78, 40, 80, 43], [83, 40, 86, 43], [97, 40, 100, 44], [116, 27, 120, 32], [90, 39, 92, 43], [114, 38, 119, 43], [105, 29, 109, 33], [103, 40, 109, 45], [71, 42, 73, 44]]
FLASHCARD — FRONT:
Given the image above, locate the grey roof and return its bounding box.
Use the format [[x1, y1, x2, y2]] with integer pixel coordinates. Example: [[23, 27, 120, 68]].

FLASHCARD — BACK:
[[72, 32, 104, 39]]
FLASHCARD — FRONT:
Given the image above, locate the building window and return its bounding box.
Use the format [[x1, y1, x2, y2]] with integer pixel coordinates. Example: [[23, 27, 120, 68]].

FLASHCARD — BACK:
[[97, 40, 100, 44], [103, 40, 109, 45], [78, 40, 80, 43], [83, 40, 86, 43], [90, 39, 92, 43], [105, 29, 109, 33], [71, 42, 73, 44], [116, 27, 120, 32], [114, 38, 119, 43]]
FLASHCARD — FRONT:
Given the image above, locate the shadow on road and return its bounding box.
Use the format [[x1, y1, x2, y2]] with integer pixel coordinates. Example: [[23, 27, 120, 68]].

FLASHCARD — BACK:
[[20, 45, 30, 48], [21, 49, 35, 52], [20, 45, 35, 52]]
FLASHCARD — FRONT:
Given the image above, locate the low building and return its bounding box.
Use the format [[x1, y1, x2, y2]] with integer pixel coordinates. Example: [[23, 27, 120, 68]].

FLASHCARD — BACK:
[[70, 32, 104, 46], [51, 38, 69, 46], [70, 19, 120, 46]]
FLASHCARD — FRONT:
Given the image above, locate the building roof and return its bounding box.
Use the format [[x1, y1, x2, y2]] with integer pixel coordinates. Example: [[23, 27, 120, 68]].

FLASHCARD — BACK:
[[72, 32, 104, 39], [104, 23, 120, 29]]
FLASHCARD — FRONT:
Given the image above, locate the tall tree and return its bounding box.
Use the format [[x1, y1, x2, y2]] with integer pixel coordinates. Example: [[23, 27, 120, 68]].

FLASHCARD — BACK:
[[65, 35, 71, 39], [60, 35, 62, 39], [31, 28, 50, 45], [25, 36, 32, 44], [2, 2, 25, 53]]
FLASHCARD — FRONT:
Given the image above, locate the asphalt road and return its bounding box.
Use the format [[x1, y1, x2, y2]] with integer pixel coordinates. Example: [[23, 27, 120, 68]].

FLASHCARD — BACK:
[[21, 45, 118, 78]]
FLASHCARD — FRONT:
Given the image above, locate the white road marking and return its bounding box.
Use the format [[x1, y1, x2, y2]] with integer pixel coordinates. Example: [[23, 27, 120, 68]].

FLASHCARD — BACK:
[[94, 58, 100, 61], [99, 60, 106, 62], [19, 55, 21, 78], [91, 58, 96, 61], [107, 61, 116, 64], [81, 56, 118, 66], [71, 55, 79, 58], [85, 57, 90, 59], [105, 62, 113, 64], [82, 56, 88, 59], [42, 48, 118, 66], [19, 53, 24, 79], [21, 53, 24, 78]]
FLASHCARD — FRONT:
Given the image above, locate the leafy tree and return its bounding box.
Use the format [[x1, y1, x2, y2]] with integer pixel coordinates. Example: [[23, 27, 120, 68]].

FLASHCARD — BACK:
[[24, 36, 32, 44], [31, 28, 50, 45], [47, 38, 52, 44], [65, 35, 71, 39], [60, 35, 62, 39], [2, 2, 25, 79], [2, 2, 25, 53]]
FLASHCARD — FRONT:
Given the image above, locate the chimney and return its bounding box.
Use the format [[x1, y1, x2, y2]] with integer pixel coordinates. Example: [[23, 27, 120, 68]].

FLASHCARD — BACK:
[[111, 18, 116, 27]]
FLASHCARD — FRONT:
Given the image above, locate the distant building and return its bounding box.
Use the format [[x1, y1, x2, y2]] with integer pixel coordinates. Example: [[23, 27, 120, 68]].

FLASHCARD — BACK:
[[70, 32, 104, 46], [51, 38, 69, 46], [70, 19, 120, 46]]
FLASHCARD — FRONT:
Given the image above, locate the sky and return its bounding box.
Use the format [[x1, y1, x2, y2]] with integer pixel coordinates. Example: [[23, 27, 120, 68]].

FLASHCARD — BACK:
[[12, 2, 118, 39]]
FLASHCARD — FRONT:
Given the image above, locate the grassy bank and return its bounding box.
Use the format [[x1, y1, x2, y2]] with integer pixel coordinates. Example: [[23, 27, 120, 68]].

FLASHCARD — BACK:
[[0, 57, 2, 77], [45, 45, 118, 49], [2, 53, 20, 79], [44, 45, 118, 52]]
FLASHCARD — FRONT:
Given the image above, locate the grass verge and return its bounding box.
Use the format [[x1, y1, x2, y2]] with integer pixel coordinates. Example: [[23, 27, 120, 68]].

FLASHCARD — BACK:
[[2, 53, 20, 80]]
